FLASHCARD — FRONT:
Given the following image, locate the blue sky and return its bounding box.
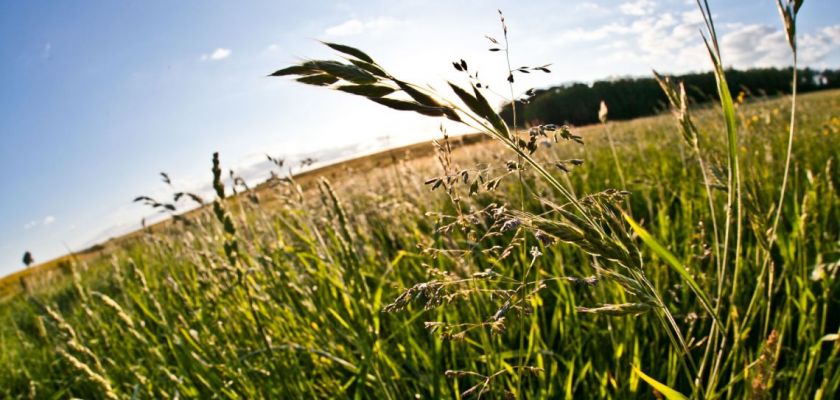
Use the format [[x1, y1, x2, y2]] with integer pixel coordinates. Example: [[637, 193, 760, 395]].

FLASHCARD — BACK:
[[1, 0, 839, 276]]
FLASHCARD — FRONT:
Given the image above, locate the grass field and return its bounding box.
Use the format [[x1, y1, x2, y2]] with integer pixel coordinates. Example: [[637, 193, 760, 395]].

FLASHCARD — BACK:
[[0, 133, 488, 303], [1, 87, 838, 398]]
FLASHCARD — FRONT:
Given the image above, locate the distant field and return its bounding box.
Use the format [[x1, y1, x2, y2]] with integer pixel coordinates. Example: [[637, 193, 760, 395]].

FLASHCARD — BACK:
[[1, 90, 838, 398], [0, 133, 488, 301]]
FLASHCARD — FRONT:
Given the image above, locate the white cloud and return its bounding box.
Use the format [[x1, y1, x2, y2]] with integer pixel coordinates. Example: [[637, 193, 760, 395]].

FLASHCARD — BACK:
[[720, 24, 840, 68], [23, 215, 56, 230], [822, 25, 840, 42], [633, 12, 702, 59], [620, 0, 655, 16], [201, 48, 231, 61], [554, 23, 632, 43], [550, 4, 840, 74], [555, 11, 697, 53], [576, 2, 604, 12], [680, 10, 705, 25], [720, 25, 785, 67], [42, 42, 52, 59], [325, 17, 401, 37], [326, 19, 364, 36], [265, 44, 280, 52]]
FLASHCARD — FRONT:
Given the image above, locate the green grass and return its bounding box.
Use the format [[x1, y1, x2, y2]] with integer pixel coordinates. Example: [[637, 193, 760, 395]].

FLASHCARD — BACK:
[[1, 88, 838, 398]]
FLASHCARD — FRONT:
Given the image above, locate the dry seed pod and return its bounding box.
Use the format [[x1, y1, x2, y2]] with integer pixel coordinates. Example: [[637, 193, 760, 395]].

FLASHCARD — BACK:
[[598, 100, 608, 124], [576, 302, 654, 316]]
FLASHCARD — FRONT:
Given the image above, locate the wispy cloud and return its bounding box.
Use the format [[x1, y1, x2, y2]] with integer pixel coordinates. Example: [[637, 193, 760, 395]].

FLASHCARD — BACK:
[[575, 2, 604, 12], [554, 23, 632, 43], [620, 0, 655, 16], [824, 25, 840, 42], [200, 48, 231, 61], [550, 4, 840, 74], [324, 17, 402, 37], [23, 215, 56, 230], [721, 24, 840, 68]]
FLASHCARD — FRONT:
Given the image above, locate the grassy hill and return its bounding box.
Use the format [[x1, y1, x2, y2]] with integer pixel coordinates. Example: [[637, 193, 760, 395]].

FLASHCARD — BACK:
[[0, 133, 490, 302], [1, 90, 838, 398]]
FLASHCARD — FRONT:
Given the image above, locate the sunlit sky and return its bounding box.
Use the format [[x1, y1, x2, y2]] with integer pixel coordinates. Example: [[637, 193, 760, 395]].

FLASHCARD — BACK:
[[1, 0, 839, 276]]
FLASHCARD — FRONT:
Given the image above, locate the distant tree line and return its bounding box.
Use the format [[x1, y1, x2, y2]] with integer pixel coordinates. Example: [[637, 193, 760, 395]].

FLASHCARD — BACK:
[[500, 67, 840, 127]]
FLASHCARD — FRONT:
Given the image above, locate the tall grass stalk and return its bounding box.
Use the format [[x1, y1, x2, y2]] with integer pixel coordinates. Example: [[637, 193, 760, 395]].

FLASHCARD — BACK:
[[652, 72, 722, 290], [691, 1, 746, 396], [599, 101, 627, 191], [771, 0, 802, 241]]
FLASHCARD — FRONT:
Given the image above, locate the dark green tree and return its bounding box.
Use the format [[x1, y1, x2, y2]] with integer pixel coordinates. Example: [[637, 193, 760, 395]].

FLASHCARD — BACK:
[[501, 67, 838, 127], [22, 251, 34, 267]]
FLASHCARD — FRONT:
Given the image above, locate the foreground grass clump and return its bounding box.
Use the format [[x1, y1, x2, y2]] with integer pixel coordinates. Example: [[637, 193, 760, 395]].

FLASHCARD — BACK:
[[1, 89, 838, 398]]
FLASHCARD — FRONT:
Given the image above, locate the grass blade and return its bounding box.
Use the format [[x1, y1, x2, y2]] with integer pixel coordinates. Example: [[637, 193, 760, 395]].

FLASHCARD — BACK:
[[623, 213, 721, 329], [633, 366, 688, 400], [322, 42, 376, 64]]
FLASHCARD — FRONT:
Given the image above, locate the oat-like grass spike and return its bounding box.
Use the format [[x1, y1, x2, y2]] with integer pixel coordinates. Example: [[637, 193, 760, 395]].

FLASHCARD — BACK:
[[776, 0, 803, 51], [173, 191, 205, 206], [269, 44, 461, 122], [212, 152, 225, 199], [211, 152, 239, 265], [653, 71, 698, 146], [769, 0, 803, 247], [653, 69, 722, 288]]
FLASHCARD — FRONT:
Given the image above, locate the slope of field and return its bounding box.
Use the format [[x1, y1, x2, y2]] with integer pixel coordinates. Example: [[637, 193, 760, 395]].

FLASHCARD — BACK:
[[0, 133, 488, 302], [1, 90, 838, 398]]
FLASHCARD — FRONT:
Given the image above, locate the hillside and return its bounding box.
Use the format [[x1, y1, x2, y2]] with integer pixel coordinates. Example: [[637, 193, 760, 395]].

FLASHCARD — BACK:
[[0, 133, 489, 301], [2, 89, 838, 398]]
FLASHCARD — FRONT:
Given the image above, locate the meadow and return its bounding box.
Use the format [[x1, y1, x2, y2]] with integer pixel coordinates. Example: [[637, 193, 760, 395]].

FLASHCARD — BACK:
[[2, 2, 840, 399], [1, 86, 837, 398]]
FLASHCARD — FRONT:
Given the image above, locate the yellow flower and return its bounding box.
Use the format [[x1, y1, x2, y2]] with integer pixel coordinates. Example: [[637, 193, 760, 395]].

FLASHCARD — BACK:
[[736, 91, 746, 106]]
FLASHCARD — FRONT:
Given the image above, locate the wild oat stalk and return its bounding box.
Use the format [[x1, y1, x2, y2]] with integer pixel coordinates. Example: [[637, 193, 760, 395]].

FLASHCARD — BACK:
[[58, 348, 118, 400], [667, 2, 746, 397], [609, 0, 759, 396], [211, 153, 239, 263], [653, 72, 720, 276], [769, 1, 802, 255], [653, 70, 728, 397], [598, 101, 627, 191], [746, 0, 804, 368]]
